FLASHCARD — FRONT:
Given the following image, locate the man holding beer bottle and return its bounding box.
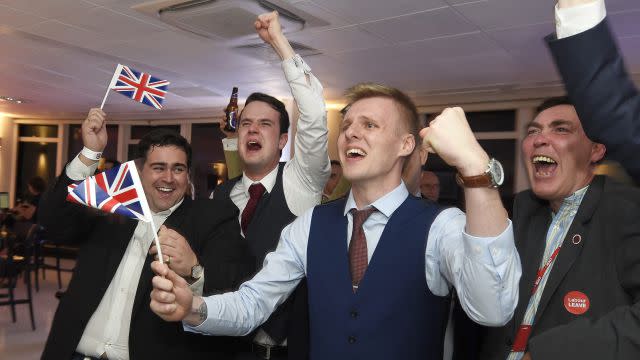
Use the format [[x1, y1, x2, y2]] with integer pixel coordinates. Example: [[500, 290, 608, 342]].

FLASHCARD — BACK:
[[210, 11, 330, 360]]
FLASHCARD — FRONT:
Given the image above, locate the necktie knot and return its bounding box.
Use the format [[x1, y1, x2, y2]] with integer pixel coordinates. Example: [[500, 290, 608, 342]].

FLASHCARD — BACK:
[[248, 183, 266, 199], [350, 207, 376, 228]]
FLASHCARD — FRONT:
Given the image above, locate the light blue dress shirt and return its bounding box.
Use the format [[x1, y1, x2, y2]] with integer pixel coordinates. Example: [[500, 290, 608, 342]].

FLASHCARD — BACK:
[[188, 182, 521, 336]]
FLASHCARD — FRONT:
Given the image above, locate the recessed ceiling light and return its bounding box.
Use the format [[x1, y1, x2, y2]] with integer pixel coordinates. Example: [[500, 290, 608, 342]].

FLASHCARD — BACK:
[[0, 96, 27, 104]]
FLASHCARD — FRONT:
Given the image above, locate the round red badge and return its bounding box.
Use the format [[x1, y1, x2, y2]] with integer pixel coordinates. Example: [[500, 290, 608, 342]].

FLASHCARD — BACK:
[[564, 291, 590, 315]]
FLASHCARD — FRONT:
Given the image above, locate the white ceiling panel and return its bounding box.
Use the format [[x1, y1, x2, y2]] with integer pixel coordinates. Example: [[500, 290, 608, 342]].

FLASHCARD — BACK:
[[288, 26, 388, 53], [0, 0, 97, 20], [308, 0, 448, 23], [290, 0, 352, 31], [608, 9, 640, 38], [54, 6, 165, 42], [359, 7, 478, 43], [454, 0, 557, 31], [606, 0, 640, 12], [0, 4, 45, 28]]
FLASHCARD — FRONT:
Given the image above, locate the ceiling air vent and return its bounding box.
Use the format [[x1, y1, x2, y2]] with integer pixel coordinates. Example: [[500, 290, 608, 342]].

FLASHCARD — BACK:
[[233, 40, 321, 62], [133, 0, 328, 44]]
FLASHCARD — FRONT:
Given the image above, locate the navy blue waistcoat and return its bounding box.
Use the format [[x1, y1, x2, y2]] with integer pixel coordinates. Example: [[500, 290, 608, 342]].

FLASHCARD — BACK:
[[307, 196, 449, 360]]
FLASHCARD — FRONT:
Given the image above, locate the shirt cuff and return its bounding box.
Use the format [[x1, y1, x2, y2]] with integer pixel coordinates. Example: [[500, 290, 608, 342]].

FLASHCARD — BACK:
[[184, 295, 228, 335], [222, 137, 238, 151], [282, 54, 312, 82], [66, 155, 99, 181], [462, 220, 514, 267], [188, 274, 204, 296], [555, 0, 606, 39]]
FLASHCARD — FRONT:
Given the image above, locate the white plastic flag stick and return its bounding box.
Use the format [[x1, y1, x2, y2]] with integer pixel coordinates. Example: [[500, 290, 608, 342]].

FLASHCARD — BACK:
[[100, 64, 123, 110], [149, 220, 164, 265], [128, 159, 164, 265]]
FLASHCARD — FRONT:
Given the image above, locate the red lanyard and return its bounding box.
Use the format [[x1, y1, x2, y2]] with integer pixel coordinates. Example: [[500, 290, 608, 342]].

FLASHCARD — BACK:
[[511, 242, 563, 352], [531, 243, 562, 294]]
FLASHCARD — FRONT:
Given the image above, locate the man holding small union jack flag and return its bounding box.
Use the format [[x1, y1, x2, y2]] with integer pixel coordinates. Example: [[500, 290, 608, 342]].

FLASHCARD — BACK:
[[39, 108, 250, 360]]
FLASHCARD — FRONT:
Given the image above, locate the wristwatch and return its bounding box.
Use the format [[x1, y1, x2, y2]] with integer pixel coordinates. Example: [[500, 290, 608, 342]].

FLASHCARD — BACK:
[[455, 158, 504, 188], [189, 263, 204, 282]]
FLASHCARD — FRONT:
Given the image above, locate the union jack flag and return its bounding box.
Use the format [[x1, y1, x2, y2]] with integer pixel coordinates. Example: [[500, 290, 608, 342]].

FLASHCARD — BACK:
[[67, 160, 152, 222], [109, 64, 170, 110]]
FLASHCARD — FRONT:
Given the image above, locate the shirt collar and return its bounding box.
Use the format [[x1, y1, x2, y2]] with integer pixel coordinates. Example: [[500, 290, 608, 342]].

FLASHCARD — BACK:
[[152, 198, 183, 219], [343, 181, 409, 218], [241, 165, 278, 195], [553, 185, 589, 216]]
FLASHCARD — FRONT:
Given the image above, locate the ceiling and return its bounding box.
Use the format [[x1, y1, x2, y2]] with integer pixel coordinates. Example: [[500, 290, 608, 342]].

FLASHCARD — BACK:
[[1, 0, 639, 120]]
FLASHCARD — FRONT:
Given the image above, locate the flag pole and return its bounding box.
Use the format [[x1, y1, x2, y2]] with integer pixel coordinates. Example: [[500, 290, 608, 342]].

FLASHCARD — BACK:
[[149, 220, 164, 265], [100, 64, 123, 110]]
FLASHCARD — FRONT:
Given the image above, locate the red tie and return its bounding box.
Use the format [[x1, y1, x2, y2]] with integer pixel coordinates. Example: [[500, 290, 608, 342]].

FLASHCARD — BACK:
[[241, 183, 266, 235], [349, 207, 376, 292]]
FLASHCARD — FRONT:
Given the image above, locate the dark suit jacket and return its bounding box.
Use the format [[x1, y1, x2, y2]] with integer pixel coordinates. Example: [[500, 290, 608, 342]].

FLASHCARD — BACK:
[[479, 176, 640, 359], [547, 19, 640, 182], [39, 172, 248, 360]]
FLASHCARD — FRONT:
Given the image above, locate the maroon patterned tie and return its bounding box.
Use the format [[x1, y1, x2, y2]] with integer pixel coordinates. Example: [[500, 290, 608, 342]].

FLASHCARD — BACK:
[[349, 207, 376, 292], [241, 183, 266, 234]]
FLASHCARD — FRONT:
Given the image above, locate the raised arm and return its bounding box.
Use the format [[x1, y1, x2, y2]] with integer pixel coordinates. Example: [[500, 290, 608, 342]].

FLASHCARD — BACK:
[[421, 107, 520, 326], [548, 0, 640, 181], [256, 11, 330, 215], [39, 108, 107, 243]]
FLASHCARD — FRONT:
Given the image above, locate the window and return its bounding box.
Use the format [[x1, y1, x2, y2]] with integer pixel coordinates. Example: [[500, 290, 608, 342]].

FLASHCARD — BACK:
[[67, 124, 118, 163], [190, 123, 226, 198]]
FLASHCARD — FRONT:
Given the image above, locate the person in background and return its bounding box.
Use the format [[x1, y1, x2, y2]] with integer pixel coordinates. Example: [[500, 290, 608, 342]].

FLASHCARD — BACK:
[[420, 171, 440, 202], [149, 83, 521, 360], [322, 160, 343, 202]]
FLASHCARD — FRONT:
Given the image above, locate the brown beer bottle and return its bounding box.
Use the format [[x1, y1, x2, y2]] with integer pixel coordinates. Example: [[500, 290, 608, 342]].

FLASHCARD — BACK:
[[223, 87, 239, 132]]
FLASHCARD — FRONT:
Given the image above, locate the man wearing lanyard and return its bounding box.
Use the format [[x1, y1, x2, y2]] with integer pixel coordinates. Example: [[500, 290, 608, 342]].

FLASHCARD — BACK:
[[546, 0, 640, 183], [209, 10, 330, 360], [478, 96, 640, 359], [149, 83, 521, 359]]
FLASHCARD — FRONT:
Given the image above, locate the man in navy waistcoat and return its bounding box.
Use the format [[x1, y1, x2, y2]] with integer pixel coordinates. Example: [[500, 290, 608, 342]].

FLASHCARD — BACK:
[[149, 83, 522, 360]]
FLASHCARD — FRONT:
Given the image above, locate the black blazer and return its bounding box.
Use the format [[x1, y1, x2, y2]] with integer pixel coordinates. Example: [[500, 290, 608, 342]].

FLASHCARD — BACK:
[[547, 19, 640, 182], [480, 176, 640, 359], [39, 172, 247, 360]]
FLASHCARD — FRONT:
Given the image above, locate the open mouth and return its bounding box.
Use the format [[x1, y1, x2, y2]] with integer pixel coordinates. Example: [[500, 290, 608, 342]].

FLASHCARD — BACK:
[[156, 186, 174, 193], [532, 155, 557, 178], [346, 148, 367, 159], [247, 140, 262, 151]]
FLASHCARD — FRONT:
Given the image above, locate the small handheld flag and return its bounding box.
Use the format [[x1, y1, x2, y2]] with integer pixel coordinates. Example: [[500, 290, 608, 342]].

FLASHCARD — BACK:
[[67, 160, 166, 264], [100, 64, 170, 110]]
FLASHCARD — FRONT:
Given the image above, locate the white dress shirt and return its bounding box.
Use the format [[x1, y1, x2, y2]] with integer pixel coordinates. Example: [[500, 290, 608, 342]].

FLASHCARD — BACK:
[[555, 0, 606, 39], [188, 182, 521, 337], [66, 156, 198, 360]]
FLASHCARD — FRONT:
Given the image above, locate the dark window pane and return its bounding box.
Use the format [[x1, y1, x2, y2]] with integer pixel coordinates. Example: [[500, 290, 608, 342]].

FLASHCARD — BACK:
[[423, 139, 516, 216], [15, 142, 57, 202], [67, 124, 118, 162], [467, 110, 515, 132], [191, 123, 226, 199], [130, 125, 180, 140], [127, 144, 139, 160], [19, 124, 58, 138]]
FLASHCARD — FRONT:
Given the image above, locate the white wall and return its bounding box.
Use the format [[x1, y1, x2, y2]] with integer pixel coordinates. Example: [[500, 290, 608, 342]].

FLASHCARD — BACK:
[[0, 114, 16, 206]]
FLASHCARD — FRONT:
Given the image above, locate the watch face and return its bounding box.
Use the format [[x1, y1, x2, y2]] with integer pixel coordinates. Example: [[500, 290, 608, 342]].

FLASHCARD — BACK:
[[489, 159, 504, 187]]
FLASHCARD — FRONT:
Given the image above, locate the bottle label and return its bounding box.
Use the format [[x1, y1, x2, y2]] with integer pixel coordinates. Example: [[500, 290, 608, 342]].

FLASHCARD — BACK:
[[226, 110, 238, 131]]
